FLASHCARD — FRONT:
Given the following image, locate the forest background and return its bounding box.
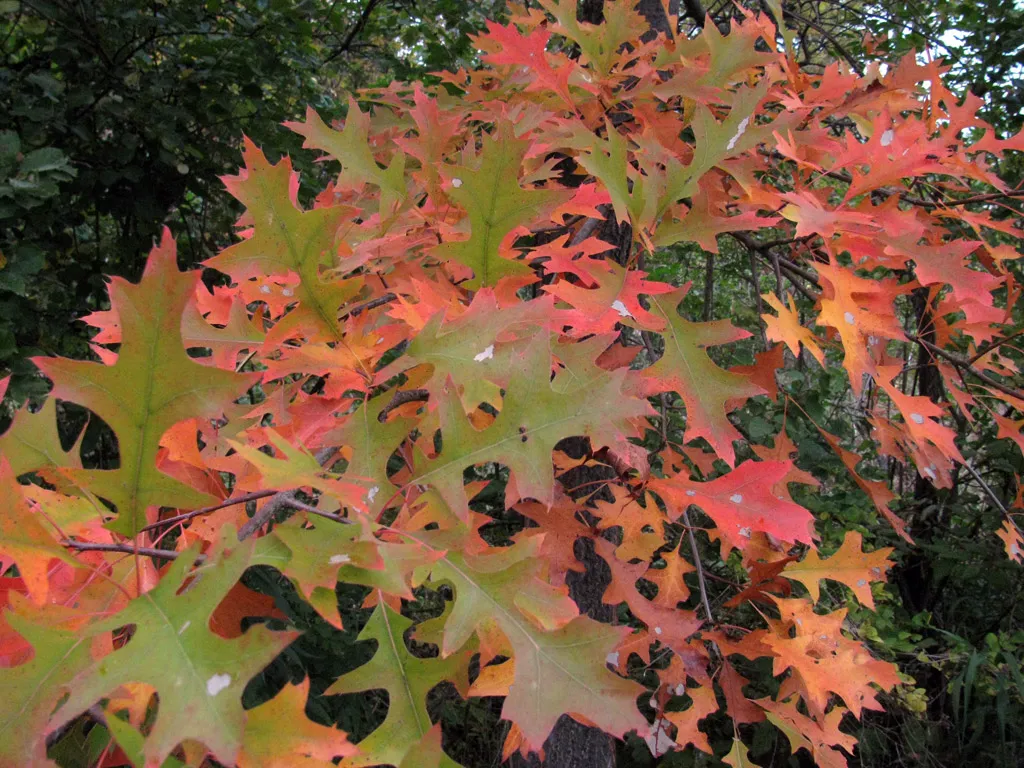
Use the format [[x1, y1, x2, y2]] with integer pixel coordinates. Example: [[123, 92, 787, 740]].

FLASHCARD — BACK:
[[2, 0, 1024, 766]]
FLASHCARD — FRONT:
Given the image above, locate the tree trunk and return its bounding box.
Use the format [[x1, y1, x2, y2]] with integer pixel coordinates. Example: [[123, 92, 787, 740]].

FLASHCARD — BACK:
[[509, 5, 654, 764], [895, 287, 944, 615]]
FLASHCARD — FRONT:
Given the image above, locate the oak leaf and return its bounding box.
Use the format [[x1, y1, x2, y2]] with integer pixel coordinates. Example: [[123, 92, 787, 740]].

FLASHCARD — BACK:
[[49, 535, 297, 767], [34, 231, 258, 536], [782, 532, 893, 609], [421, 533, 647, 751], [651, 460, 816, 554], [641, 287, 766, 467], [325, 601, 470, 768], [432, 124, 570, 288]]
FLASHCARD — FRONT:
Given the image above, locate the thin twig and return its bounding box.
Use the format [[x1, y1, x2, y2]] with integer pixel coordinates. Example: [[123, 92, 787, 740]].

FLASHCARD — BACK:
[[342, 292, 397, 319], [902, 189, 1024, 209], [681, 509, 714, 624], [322, 0, 382, 64], [235, 348, 259, 372], [379, 388, 429, 421], [906, 333, 1024, 403], [285, 498, 354, 524], [969, 329, 1024, 365], [961, 460, 1011, 516], [61, 540, 200, 563], [569, 216, 605, 247], [140, 490, 279, 533]]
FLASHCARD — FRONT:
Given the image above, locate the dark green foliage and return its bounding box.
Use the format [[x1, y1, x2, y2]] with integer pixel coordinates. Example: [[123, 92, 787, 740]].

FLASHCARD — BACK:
[[0, 0, 505, 395]]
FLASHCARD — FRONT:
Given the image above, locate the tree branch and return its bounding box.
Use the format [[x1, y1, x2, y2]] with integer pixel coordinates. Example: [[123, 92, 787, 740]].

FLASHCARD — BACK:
[[140, 490, 279, 533], [237, 446, 341, 540], [379, 388, 429, 422], [906, 333, 1024, 404], [323, 0, 382, 64]]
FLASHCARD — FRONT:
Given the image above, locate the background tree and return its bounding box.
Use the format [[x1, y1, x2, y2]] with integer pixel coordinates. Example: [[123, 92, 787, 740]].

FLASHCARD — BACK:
[[0, 0, 504, 393]]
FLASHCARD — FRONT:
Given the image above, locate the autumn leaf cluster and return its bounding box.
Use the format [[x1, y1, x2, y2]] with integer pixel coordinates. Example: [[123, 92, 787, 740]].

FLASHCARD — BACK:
[[1, 1, 1023, 767]]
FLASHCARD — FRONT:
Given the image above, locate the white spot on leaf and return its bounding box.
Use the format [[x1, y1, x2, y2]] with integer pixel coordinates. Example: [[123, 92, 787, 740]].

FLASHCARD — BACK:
[[686, 490, 696, 497], [611, 300, 633, 318], [452, 178, 463, 188], [606, 651, 620, 666], [645, 719, 674, 758], [738, 526, 752, 539], [473, 344, 494, 362], [654, 626, 663, 635], [857, 579, 867, 587], [726, 116, 751, 151], [259, 285, 271, 295], [730, 494, 743, 504], [178, 621, 191, 635], [367, 486, 380, 503], [910, 413, 925, 424], [206, 674, 231, 697], [282, 288, 294, 297], [844, 311, 856, 325], [329, 554, 351, 565], [880, 129, 895, 147]]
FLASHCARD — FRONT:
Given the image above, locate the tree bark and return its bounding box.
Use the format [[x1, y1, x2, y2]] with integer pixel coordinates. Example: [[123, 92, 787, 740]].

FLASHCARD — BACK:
[[511, 6, 649, 764], [635, 0, 679, 38], [509, 439, 618, 767], [895, 287, 944, 615]]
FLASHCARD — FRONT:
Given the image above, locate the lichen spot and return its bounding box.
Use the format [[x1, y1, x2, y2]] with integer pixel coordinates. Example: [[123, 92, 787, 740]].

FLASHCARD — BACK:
[[206, 673, 231, 697]]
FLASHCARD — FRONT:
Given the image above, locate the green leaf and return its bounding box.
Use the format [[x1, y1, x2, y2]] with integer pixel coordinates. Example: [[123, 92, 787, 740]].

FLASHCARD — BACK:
[[573, 120, 633, 227], [19, 148, 72, 174], [407, 332, 652, 518], [205, 139, 364, 347], [319, 392, 419, 510], [433, 123, 570, 289], [34, 231, 258, 536], [0, 130, 20, 169], [325, 601, 471, 768], [105, 714, 186, 768], [642, 287, 765, 467], [420, 533, 647, 751], [0, 398, 78, 478], [375, 288, 554, 407], [286, 99, 407, 215], [0, 601, 96, 766], [49, 533, 297, 767]]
